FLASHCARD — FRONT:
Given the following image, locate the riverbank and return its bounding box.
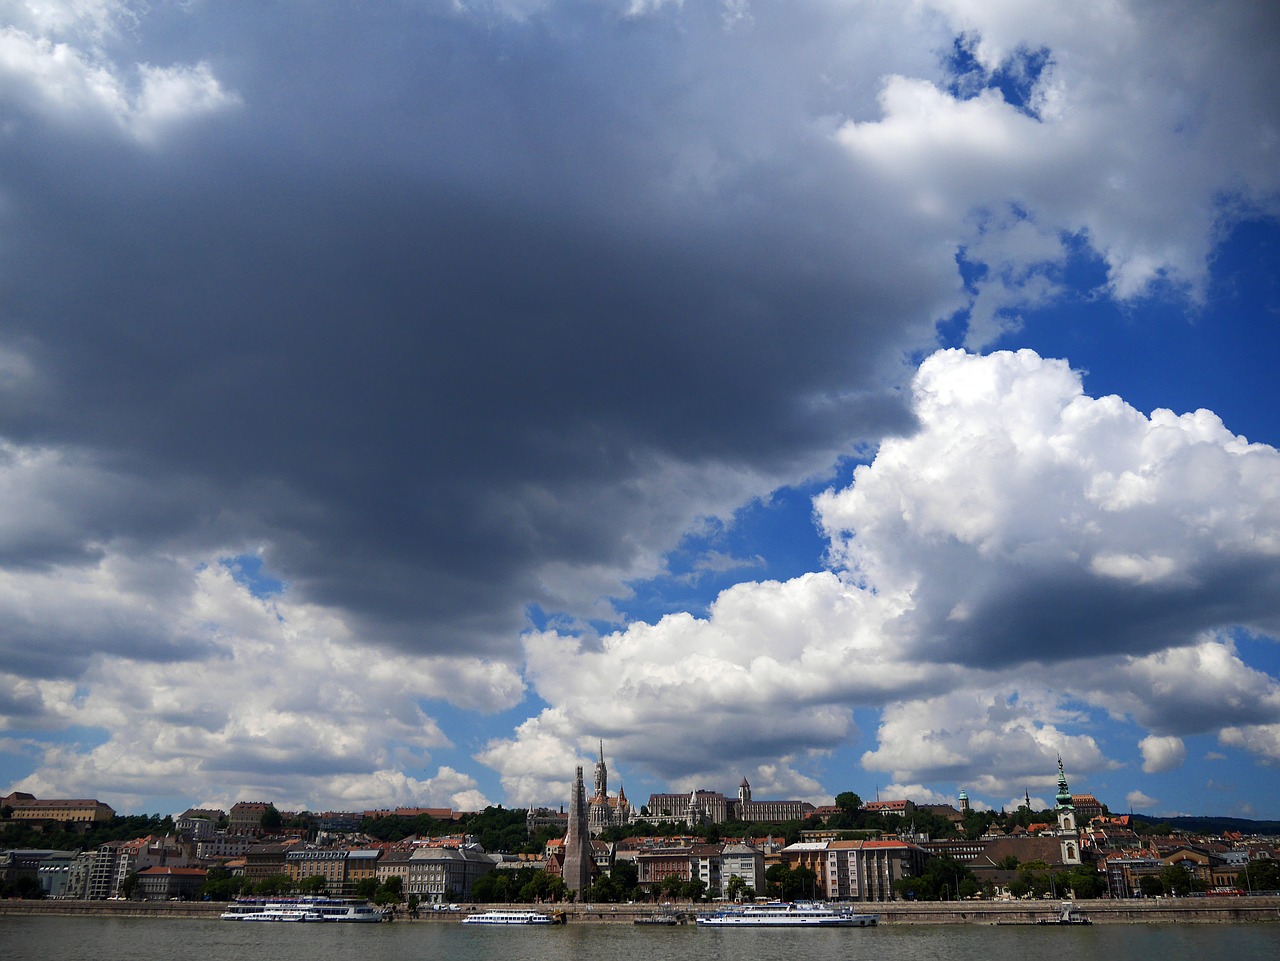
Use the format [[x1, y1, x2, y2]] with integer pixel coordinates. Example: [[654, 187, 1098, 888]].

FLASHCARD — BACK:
[[4, 897, 1279, 924]]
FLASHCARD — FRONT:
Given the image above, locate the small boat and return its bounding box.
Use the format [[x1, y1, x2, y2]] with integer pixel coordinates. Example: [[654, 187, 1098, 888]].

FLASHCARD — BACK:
[[696, 901, 879, 927], [1037, 901, 1092, 925], [461, 909, 557, 925]]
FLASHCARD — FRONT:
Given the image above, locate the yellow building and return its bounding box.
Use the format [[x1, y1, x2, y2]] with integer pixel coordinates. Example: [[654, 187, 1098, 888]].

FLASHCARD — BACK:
[[6, 795, 115, 830], [284, 848, 349, 891]]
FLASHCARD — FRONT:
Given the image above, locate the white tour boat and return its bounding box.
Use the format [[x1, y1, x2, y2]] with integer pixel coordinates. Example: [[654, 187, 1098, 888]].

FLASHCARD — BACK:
[[461, 909, 558, 925], [220, 896, 387, 922], [696, 901, 879, 927]]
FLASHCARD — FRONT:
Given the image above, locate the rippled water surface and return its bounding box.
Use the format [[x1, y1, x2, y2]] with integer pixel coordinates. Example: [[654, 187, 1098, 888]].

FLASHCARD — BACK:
[[5, 916, 1280, 961]]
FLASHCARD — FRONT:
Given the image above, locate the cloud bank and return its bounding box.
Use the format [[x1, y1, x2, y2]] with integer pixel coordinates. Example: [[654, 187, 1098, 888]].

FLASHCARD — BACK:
[[0, 1, 1277, 809], [485, 350, 1280, 804]]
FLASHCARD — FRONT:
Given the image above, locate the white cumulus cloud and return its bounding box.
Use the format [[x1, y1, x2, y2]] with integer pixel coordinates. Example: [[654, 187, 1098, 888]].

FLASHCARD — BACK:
[[482, 348, 1280, 800], [1138, 735, 1186, 774]]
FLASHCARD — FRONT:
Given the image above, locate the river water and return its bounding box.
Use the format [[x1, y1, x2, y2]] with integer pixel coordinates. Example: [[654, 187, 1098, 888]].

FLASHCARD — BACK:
[[5, 916, 1279, 961]]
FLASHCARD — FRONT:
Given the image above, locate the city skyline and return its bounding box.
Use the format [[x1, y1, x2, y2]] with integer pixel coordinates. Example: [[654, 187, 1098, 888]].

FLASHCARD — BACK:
[[1, 2, 1278, 819]]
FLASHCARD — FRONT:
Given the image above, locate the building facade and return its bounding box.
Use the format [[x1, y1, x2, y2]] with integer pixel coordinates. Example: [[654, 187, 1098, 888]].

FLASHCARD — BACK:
[[5, 796, 115, 830], [228, 801, 273, 836], [405, 845, 495, 902], [136, 866, 207, 900], [284, 848, 349, 891], [635, 845, 692, 892], [719, 841, 766, 897], [824, 840, 929, 901], [646, 779, 815, 827]]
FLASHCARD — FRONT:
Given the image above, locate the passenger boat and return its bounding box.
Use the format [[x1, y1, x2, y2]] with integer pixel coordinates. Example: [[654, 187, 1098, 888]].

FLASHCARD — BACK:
[[220, 896, 387, 922], [696, 900, 879, 927], [1036, 901, 1092, 925], [461, 909, 557, 925]]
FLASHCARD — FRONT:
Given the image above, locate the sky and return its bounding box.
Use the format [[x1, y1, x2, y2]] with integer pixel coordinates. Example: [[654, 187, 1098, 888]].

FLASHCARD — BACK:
[[1, 1, 1278, 822]]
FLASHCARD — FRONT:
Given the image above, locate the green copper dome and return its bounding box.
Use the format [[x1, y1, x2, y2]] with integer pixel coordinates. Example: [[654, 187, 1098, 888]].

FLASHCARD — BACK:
[[1055, 755, 1073, 809]]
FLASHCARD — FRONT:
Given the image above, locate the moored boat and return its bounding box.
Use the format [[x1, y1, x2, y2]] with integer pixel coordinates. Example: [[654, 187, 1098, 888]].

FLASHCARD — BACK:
[[1037, 901, 1092, 925], [461, 909, 558, 925], [220, 896, 387, 922], [696, 900, 879, 927]]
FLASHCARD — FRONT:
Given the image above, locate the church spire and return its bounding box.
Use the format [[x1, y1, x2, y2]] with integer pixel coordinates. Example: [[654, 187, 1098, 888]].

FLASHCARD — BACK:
[[593, 741, 608, 800], [1055, 754, 1073, 810], [562, 766, 592, 897]]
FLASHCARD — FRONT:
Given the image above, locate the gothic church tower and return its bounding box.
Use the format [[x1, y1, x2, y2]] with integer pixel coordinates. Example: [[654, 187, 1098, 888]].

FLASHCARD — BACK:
[[1053, 755, 1081, 865], [594, 740, 608, 799]]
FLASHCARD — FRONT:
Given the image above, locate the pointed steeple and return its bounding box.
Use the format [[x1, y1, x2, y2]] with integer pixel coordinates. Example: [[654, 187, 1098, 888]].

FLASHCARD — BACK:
[[1055, 754, 1073, 810], [562, 766, 592, 897], [593, 740, 608, 800]]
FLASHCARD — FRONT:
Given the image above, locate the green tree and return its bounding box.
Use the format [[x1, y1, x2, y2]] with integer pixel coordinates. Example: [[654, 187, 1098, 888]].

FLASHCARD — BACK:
[[120, 872, 140, 899], [611, 859, 639, 897], [894, 876, 932, 900], [764, 863, 790, 898], [11, 875, 46, 899], [200, 867, 247, 901], [298, 874, 327, 895], [763, 863, 819, 900], [835, 792, 863, 814], [1015, 862, 1052, 899], [1158, 864, 1193, 896], [518, 870, 567, 903], [1239, 859, 1280, 892], [1137, 874, 1163, 897], [354, 876, 379, 900], [259, 804, 283, 834], [585, 872, 621, 903], [659, 873, 684, 899], [1063, 866, 1104, 899], [725, 874, 747, 902], [963, 810, 996, 840], [379, 875, 404, 903], [683, 878, 707, 902], [470, 872, 506, 903], [255, 873, 292, 896]]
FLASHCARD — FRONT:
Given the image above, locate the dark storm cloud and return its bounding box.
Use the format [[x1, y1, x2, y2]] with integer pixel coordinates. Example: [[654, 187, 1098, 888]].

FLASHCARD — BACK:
[[0, 5, 944, 655], [924, 558, 1280, 670]]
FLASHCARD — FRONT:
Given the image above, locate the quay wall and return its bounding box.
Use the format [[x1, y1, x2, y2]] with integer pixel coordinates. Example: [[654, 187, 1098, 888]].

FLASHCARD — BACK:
[[2, 896, 1278, 924]]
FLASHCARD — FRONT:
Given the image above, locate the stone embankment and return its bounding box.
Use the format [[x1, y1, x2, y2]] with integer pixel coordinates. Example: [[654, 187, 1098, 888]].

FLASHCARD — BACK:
[[3, 896, 1278, 924]]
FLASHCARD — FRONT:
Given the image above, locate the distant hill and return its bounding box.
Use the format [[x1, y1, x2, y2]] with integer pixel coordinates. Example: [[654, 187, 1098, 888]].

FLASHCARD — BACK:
[[1131, 813, 1280, 835]]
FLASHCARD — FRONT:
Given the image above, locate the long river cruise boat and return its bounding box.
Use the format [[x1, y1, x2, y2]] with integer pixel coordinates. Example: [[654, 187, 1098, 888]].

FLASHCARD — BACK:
[[220, 896, 388, 922], [461, 909, 559, 925], [696, 901, 880, 927]]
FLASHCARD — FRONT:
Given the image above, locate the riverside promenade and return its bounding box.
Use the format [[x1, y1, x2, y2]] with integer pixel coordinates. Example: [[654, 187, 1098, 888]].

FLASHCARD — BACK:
[[3, 897, 1279, 923]]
